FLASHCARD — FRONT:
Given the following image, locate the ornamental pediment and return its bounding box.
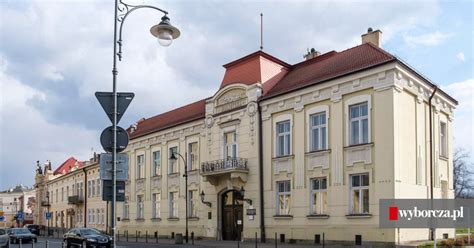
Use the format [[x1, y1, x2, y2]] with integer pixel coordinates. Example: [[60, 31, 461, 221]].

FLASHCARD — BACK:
[[215, 88, 247, 114]]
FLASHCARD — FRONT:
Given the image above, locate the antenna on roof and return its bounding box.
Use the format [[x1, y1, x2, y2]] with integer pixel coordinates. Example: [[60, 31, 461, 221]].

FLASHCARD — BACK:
[[260, 13, 263, 50]]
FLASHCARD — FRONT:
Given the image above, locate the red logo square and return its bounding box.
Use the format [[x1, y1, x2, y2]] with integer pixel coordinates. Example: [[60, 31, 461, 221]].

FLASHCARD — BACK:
[[389, 206, 398, 221]]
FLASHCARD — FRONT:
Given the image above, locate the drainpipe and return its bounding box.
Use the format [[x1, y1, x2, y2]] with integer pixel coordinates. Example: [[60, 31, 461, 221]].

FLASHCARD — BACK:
[[428, 85, 437, 241], [83, 167, 88, 228], [257, 101, 266, 243]]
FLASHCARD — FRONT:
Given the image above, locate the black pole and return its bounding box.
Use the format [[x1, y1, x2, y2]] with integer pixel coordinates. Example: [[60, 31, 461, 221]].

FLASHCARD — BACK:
[[126, 230, 128, 242], [274, 232, 277, 248], [255, 232, 258, 248], [257, 104, 266, 242], [111, 1, 119, 247], [428, 86, 437, 241], [323, 232, 325, 248], [146, 230, 148, 243]]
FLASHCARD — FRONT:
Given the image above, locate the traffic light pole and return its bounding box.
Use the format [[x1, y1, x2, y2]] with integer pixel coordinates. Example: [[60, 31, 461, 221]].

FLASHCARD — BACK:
[[111, 0, 119, 247]]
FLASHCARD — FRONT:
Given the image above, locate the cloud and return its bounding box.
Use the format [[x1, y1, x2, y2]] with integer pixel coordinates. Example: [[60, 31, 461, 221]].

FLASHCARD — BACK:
[[457, 52, 466, 62], [403, 31, 453, 46], [442, 79, 474, 158]]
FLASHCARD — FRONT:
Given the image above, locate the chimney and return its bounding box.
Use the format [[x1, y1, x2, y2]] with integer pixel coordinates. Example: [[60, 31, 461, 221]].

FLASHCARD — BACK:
[[362, 27, 382, 47], [304, 48, 321, 61]]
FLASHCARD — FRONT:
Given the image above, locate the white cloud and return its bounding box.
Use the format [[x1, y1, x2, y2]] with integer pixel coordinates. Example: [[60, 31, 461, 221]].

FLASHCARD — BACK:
[[457, 52, 466, 62], [403, 31, 453, 46], [41, 64, 64, 82], [442, 79, 474, 158]]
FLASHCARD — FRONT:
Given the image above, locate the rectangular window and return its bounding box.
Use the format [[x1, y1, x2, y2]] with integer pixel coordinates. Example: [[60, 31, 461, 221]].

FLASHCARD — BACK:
[[61, 187, 64, 202], [169, 147, 178, 174], [224, 132, 237, 159], [96, 179, 101, 197], [188, 190, 198, 217], [169, 192, 178, 218], [66, 186, 69, 198], [188, 142, 199, 171], [101, 209, 105, 224], [310, 177, 327, 215], [91, 209, 95, 224], [440, 122, 447, 157], [136, 155, 145, 179], [350, 174, 370, 214], [96, 208, 100, 224], [91, 180, 96, 196], [137, 195, 144, 219], [152, 151, 161, 176], [276, 181, 291, 215], [310, 112, 327, 151], [123, 199, 129, 219], [349, 102, 369, 145], [56, 189, 58, 202], [152, 193, 161, 218], [276, 121, 291, 156], [87, 181, 91, 198]]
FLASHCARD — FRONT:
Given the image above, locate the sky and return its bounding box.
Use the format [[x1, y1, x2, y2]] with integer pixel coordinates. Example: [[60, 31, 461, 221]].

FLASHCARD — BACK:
[[0, 0, 472, 189]]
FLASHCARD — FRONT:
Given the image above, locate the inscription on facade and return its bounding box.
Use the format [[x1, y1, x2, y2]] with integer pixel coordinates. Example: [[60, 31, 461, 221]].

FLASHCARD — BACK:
[[215, 89, 247, 114]]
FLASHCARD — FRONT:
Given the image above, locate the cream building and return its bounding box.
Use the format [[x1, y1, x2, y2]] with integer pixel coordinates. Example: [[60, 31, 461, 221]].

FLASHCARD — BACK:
[[34, 155, 108, 232], [117, 29, 457, 246], [0, 185, 35, 227]]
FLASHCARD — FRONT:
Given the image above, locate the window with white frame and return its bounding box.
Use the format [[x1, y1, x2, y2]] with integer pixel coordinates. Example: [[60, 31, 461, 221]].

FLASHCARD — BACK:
[[188, 190, 198, 217], [350, 174, 370, 214], [91, 209, 95, 224], [169, 147, 178, 174], [96, 179, 101, 197], [152, 193, 161, 218], [96, 208, 100, 224], [310, 177, 327, 215], [276, 181, 291, 215], [349, 102, 369, 145], [56, 189, 58, 202], [87, 181, 91, 198], [152, 151, 161, 176], [188, 142, 199, 171], [224, 132, 237, 159], [66, 186, 69, 198], [91, 180, 96, 196], [101, 209, 105, 224], [123, 199, 129, 219], [137, 195, 144, 219], [276, 121, 291, 156], [310, 112, 327, 151], [440, 121, 447, 157], [169, 192, 178, 218], [61, 187, 64, 202], [136, 154, 145, 179]]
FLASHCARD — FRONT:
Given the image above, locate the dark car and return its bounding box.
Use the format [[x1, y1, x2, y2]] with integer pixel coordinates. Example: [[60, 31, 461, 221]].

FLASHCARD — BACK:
[[23, 224, 40, 236], [63, 228, 111, 248], [8, 228, 37, 244]]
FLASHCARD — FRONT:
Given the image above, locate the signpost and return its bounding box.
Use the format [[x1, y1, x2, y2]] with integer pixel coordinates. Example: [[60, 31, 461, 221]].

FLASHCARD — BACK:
[[102, 180, 126, 202], [45, 212, 52, 220], [100, 153, 129, 181]]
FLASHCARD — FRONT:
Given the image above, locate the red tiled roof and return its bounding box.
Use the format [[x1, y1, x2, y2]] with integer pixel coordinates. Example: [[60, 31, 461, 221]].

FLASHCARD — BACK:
[[263, 43, 396, 99], [129, 98, 207, 139], [53, 157, 85, 175]]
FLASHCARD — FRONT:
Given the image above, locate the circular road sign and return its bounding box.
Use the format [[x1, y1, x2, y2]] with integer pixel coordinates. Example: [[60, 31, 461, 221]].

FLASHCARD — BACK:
[[100, 126, 129, 153]]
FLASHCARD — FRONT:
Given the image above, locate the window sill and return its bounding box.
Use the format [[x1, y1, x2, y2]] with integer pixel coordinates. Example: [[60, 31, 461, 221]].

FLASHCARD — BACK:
[[344, 143, 374, 149], [135, 218, 145, 222], [151, 175, 162, 179], [168, 173, 180, 177], [121, 218, 130, 222], [273, 215, 293, 219], [151, 217, 162, 221], [188, 217, 199, 221], [167, 217, 180, 221], [272, 155, 295, 161], [306, 214, 330, 219], [305, 149, 331, 155], [345, 214, 372, 219], [439, 156, 449, 161], [136, 178, 146, 181]]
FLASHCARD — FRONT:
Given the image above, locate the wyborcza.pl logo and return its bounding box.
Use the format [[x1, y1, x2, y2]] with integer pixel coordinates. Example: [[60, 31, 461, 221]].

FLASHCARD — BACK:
[[380, 199, 473, 228]]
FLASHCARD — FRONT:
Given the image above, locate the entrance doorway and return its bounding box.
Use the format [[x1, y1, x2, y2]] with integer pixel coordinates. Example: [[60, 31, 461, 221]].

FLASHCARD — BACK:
[[221, 190, 243, 241]]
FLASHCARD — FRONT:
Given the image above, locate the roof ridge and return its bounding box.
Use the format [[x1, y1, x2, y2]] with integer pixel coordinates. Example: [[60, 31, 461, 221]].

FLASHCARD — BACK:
[[291, 50, 338, 68], [143, 98, 209, 122]]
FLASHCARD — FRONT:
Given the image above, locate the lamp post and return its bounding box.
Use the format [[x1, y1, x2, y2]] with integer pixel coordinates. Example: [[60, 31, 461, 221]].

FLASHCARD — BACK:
[[109, 1, 180, 247], [169, 152, 189, 243], [200, 191, 212, 207]]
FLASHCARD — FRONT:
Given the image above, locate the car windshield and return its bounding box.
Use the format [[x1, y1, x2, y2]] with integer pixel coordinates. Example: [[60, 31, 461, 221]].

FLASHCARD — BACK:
[[80, 229, 101, 235], [0, 229, 5, 235], [12, 229, 31, 234]]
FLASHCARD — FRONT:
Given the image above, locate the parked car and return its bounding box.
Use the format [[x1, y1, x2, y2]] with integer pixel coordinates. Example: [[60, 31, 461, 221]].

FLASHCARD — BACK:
[[0, 228, 9, 248], [8, 228, 37, 244], [63, 228, 111, 248], [23, 224, 40, 236]]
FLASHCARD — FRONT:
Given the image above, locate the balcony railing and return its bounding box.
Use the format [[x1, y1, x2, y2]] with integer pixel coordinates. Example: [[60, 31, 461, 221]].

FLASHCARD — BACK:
[[40, 200, 50, 207], [68, 195, 84, 205], [201, 157, 248, 175]]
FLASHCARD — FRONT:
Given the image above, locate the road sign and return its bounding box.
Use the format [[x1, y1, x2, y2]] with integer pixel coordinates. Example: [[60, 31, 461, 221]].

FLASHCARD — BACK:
[[102, 180, 125, 202], [17, 212, 24, 221], [45, 212, 52, 220], [0, 211, 4, 217], [100, 126, 129, 153], [246, 208, 256, 216], [0, 216, 5, 222], [100, 153, 129, 181], [95, 92, 134, 124]]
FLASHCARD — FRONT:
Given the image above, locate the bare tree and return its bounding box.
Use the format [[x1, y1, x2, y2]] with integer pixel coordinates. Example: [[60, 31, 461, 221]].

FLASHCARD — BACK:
[[454, 148, 474, 198]]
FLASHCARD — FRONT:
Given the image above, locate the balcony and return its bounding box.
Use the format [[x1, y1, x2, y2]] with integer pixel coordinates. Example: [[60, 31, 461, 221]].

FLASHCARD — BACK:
[[201, 158, 248, 185], [68, 195, 84, 205], [40, 200, 50, 207]]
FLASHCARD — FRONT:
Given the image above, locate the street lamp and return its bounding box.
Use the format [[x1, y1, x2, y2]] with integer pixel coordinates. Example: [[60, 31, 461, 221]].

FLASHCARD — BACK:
[[169, 152, 189, 243], [109, 1, 180, 247], [200, 191, 212, 207], [239, 186, 253, 205]]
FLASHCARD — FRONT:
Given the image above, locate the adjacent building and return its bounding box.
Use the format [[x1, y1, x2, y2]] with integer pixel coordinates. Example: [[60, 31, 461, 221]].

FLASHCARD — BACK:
[[34, 155, 108, 231], [116, 29, 457, 245], [0, 185, 36, 227]]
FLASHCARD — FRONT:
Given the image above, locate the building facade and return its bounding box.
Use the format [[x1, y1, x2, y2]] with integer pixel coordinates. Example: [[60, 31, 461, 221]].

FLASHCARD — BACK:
[[34, 155, 108, 231], [0, 185, 36, 227], [117, 29, 457, 245]]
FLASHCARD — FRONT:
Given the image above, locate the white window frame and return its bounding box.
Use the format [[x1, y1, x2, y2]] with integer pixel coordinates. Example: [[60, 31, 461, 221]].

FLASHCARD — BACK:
[[349, 173, 370, 214], [152, 193, 161, 218], [123, 198, 129, 219], [136, 195, 144, 219], [169, 192, 178, 218], [223, 131, 237, 159], [345, 95, 372, 146], [306, 106, 329, 152], [152, 150, 161, 176], [188, 142, 199, 171], [439, 121, 447, 158], [310, 177, 328, 215], [96, 179, 101, 197], [136, 154, 145, 179], [188, 190, 198, 217], [168, 146, 178, 174], [91, 180, 95, 196], [276, 180, 291, 215], [273, 114, 293, 157]]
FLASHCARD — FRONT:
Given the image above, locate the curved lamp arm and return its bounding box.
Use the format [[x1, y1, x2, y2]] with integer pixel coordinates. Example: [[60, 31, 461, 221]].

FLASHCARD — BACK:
[[117, 2, 168, 60]]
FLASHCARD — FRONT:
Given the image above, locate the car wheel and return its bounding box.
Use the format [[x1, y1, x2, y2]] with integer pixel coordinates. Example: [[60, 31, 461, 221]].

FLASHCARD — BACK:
[[82, 240, 88, 248], [34, 238, 37, 243]]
